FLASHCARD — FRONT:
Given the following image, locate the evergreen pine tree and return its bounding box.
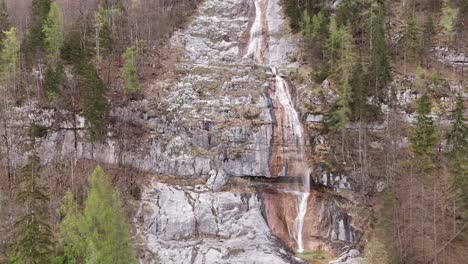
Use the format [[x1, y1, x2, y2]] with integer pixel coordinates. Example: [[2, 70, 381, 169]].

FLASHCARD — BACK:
[[22, 0, 51, 57], [44, 63, 64, 101], [43, 2, 64, 65], [335, 0, 359, 28], [325, 17, 341, 72], [350, 63, 371, 121], [367, 0, 391, 101], [422, 16, 435, 50], [81, 166, 137, 264], [409, 94, 438, 173], [122, 45, 140, 92], [399, 17, 420, 72], [447, 96, 468, 216], [61, 31, 91, 64], [0, 27, 19, 84], [0, 0, 9, 41], [440, 0, 459, 43], [300, 10, 313, 43], [95, 5, 114, 62], [333, 25, 354, 130], [10, 152, 53, 264], [76, 62, 109, 142], [56, 192, 86, 264]]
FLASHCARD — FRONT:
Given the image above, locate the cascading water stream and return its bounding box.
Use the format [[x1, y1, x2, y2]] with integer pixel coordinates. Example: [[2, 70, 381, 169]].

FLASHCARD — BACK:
[[243, 0, 310, 253], [245, 0, 265, 63]]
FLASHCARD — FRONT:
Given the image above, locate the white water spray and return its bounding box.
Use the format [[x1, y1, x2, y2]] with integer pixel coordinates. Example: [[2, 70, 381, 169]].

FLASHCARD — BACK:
[[295, 192, 310, 253], [244, 0, 310, 253]]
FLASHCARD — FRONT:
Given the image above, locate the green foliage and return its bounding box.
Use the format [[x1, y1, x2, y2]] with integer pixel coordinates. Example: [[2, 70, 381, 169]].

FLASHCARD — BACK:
[[447, 96, 468, 213], [81, 166, 137, 264], [415, 65, 427, 89], [10, 153, 53, 264], [440, 0, 459, 42], [95, 5, 116, 60], [43, 2, 64, 64], [0, 0, 9, 41], [0, 27, 19, 83], [350, 63, 374, 121], [409, 94, 438, 172], [284, 0, 306, 32], [284, 0, 321, 33], [22, 0, 51, 57], [399, 18, 420, 61], [325, 17, 341, 72], [422, 16, 436, 48], [122, 45, 140, 92], [61, 31, 92, 64], [335, 0, 360, 28], [313, 64, 330, 83], [30, 123, 48, 138], [366, 0, 391, 101], [44, 63, 64, 101], [76, 62, 109, 142], [301, 10, 327, 43], [300, 10, 313, 42], [363, 191, 393, 264], [57, 192, 86, 264], [362, 232, 390, 264], [56, 167, 137, 264], [447, 96, 468, 153], [332, 25, 354, 130], [430, 72, 442, 85]]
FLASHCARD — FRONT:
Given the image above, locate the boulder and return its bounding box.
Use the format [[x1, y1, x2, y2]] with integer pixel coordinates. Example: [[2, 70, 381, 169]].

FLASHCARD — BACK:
[[206, 169, 229, 191]]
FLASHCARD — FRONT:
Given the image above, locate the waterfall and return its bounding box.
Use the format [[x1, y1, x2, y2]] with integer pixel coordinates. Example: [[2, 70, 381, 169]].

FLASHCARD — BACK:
[[244, 0, 268, 64], [243, 0, 310, 253]]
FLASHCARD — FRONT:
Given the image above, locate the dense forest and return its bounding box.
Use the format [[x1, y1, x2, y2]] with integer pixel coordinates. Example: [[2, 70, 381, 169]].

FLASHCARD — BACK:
[[0, 0, 466, 263], [283, 0, 467, 263], [0, 0, 201, 262]]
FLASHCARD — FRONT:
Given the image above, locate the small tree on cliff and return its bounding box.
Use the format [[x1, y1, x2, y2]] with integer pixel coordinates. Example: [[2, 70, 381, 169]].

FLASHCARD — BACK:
[[325, 17, 341, 72], [332, 25, 354, 131], [43, 2, 64, 65], [22, 0, 51, 60], [409, 94, 438, 173], [75, 61, 109, 142], [366, 0, 391, 101], [122, 44, 140, 93], [1, 27, 19, 85], [440, 0, 459, 43]]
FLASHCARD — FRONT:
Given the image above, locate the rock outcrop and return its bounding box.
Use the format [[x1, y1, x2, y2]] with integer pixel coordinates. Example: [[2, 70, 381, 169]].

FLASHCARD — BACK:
[[136, 182, 302, 264]]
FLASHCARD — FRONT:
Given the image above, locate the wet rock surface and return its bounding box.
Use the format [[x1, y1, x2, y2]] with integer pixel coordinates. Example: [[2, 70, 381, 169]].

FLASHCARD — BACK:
[[261, 188, 361, 255]]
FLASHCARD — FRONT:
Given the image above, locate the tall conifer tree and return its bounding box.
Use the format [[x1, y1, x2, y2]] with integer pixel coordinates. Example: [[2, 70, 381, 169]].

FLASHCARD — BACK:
[[367, 0, 391, 101], [81, 166, 137, 264], [333, 24, 354, 130], [0, 0, 9, 41], [409, 94, 438, 173], [10, 153, 53, 264], [22, 0, 51, 57]]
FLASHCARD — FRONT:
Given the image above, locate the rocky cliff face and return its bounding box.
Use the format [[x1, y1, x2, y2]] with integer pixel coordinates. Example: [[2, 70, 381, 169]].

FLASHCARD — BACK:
[[136, 182, 301, 263]]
